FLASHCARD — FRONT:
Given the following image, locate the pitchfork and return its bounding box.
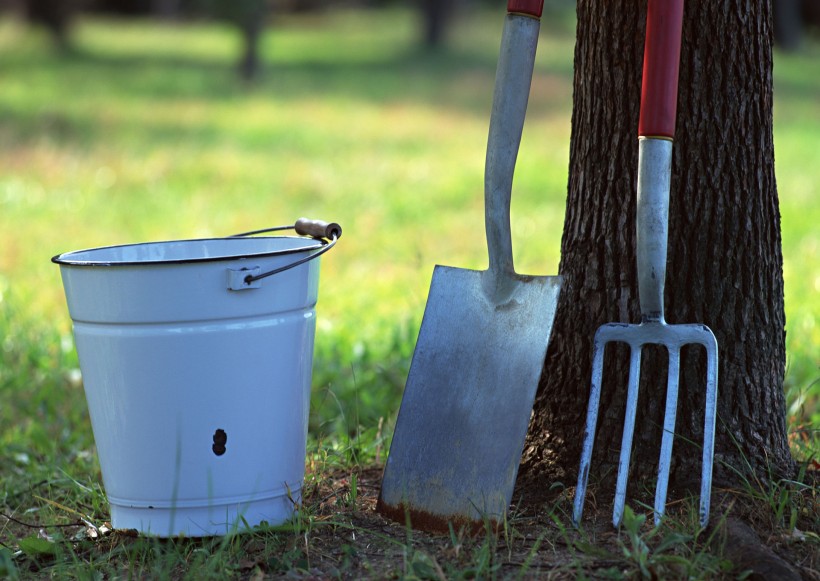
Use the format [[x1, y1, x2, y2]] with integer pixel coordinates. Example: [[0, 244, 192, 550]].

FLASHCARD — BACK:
[[572, 0, 718, 528]]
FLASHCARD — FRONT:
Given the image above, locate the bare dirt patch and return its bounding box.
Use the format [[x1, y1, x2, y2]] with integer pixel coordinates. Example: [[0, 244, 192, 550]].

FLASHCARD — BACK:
[[293, 467, 819, 579]]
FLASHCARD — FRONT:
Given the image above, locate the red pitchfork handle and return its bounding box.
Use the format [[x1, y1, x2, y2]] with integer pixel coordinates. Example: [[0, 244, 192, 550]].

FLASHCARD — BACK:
[[638, 0, 684, 139]]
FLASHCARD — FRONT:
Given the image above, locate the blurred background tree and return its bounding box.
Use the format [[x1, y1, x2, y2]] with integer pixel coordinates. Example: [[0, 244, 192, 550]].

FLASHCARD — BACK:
[[774, 0, 820, 50], [19, 0, 78, 52], [86, 0, 273, 80], [419, 0, 455, 48], [4, 0, 494, 63], [6, 0, 820, 57], [194, 0, 270, 81]]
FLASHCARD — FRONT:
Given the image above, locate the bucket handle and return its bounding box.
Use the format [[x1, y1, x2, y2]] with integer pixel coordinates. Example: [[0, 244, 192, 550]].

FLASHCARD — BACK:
[[229, 218, 341, 286]]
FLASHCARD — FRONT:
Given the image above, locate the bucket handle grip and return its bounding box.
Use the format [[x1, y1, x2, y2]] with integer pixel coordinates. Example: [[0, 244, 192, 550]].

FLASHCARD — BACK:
[[229, 218, 341, 285]]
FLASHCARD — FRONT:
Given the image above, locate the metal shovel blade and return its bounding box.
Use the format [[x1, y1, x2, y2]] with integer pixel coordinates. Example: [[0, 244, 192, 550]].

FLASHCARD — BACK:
[[378, 266, 561, 530], [378, 8, 561, 531]]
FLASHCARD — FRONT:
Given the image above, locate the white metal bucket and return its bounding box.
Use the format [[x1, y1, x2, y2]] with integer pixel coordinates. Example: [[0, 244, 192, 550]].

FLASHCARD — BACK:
[[53, 226, 337, 537]]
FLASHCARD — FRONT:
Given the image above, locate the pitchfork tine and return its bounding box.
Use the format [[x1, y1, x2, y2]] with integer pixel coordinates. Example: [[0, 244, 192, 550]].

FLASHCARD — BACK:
[[613, 346, 642, 527], [572, 336, 602, 526], [654, 346, 681, 525], [699, 336, 719, 526]]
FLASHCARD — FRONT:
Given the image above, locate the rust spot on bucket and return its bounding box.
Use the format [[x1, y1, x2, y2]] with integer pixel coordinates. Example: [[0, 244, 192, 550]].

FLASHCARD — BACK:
[[212, 429, 227, 456], [376, 496, 495, 536]]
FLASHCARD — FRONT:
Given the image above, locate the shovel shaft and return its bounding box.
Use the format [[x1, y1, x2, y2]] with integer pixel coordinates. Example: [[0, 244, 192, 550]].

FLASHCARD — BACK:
[[485, 13, 539, 277]]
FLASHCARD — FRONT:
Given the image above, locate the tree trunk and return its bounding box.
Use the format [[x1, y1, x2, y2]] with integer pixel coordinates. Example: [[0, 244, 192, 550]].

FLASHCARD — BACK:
[[521, 0, 794, 501], [234, 0, 267, 82], [24, 0, 75, 53], [773, 0, 802, 51], [239, 19, 262, 82], [152, 0, 181, 20], [419, 0, 453, 48]]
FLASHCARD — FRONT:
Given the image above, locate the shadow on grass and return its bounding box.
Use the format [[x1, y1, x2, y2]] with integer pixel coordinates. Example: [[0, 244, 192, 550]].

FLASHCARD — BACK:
[[0, 12, 575, 151]]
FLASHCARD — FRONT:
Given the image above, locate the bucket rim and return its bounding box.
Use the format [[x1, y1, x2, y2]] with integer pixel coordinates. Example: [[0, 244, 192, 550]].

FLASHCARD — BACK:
[[51, 235, 325, 267]]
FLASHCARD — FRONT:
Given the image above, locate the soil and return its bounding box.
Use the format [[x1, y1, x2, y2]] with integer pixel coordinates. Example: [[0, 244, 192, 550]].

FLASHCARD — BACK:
[[3, 466, 817, 579], [288, 466, 819, 580]]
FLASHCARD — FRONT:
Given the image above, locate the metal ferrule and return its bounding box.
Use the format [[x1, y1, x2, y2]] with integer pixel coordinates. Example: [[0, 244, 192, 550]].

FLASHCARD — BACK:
[[636, 137, 673, 322]]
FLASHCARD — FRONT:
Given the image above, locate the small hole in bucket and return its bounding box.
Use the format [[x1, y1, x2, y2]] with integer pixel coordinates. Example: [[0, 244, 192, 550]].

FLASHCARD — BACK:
[[212, 429, 227, 456]]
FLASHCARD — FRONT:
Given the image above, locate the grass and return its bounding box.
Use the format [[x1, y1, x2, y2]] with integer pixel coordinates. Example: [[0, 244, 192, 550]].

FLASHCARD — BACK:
[[0, 4, 818, 578]]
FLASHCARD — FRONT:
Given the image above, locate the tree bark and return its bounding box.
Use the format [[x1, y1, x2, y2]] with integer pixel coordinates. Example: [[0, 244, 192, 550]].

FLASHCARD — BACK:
[[521, 0, 794, 499]]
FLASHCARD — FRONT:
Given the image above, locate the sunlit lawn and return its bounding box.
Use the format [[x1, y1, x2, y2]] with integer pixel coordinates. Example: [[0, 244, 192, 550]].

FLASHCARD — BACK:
[[0, 6, 816, 450]]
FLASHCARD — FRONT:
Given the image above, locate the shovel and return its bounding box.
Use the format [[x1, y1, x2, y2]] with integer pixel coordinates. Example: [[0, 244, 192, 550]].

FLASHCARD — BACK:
[[572, 0, 719, 528], [377, 0, 562, 532]]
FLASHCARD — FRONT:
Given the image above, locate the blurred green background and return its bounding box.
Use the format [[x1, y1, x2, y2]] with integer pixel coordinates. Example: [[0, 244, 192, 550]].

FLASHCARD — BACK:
[[0, 1, 817, 470]]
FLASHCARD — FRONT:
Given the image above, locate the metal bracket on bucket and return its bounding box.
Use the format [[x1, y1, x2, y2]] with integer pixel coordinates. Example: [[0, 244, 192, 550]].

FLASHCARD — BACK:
[[227, 267, 263, 291], [227, 218, 341, 291]]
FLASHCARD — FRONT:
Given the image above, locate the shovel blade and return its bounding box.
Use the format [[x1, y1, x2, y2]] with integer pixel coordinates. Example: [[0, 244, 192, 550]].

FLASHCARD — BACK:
[[378, 265, 561, 531]]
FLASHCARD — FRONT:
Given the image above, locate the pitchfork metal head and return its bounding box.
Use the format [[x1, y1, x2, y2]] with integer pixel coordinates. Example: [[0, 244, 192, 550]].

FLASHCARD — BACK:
[[572, 319, 718, 528], [573, 0, 719, 530]]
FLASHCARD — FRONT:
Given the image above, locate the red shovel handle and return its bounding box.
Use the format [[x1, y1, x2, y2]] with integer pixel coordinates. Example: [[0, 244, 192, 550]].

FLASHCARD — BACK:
[[638, 0, 684, 139], [507, 0, 543, 18]]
